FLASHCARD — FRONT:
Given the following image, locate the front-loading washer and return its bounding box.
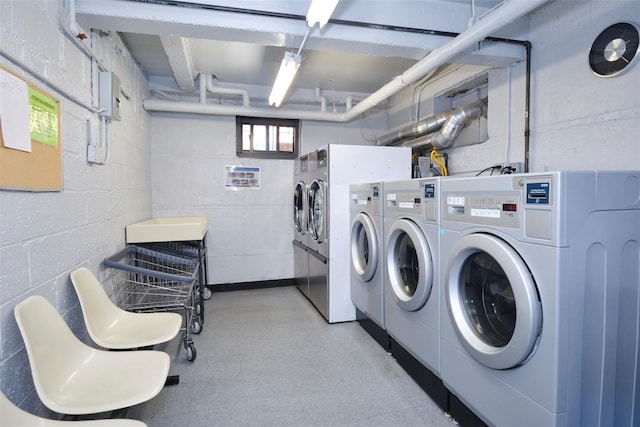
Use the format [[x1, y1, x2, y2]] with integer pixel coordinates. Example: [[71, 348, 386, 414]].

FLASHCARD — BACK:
[[350, 182, 385, 331], [384, 178, 441, 375], [439, 171, 640, 426]]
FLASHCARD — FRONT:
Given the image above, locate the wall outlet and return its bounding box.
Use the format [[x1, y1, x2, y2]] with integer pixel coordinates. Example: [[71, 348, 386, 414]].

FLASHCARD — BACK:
[[502, 162, 523, 174]]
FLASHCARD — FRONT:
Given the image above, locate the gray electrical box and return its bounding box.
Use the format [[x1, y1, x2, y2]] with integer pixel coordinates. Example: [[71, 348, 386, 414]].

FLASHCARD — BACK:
[[99, 71, 121, 121]]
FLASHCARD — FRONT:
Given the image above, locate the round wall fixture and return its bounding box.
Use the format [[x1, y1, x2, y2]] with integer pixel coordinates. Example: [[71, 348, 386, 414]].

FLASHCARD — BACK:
[[589, 22, 639, 77]]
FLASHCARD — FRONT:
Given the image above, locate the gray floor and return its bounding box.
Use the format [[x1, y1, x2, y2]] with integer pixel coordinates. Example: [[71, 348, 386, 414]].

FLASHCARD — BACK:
[[128, 286, 455, 426]]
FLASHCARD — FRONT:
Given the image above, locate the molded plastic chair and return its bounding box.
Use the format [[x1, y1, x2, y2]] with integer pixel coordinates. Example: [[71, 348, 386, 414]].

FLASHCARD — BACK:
[[13, 295, 170, 416], [1, 392, 147, 426], [69, 267, 181, 349]]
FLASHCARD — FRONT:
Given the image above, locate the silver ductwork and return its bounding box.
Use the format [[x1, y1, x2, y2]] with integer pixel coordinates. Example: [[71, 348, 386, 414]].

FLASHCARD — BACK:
[[377, 98, 487, 150], [375, 109, 453, 146]]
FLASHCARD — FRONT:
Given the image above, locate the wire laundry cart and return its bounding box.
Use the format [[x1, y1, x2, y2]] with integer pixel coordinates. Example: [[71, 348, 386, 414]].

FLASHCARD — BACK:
[[104, 245, 201, 361], [138, 241, 212, 323]]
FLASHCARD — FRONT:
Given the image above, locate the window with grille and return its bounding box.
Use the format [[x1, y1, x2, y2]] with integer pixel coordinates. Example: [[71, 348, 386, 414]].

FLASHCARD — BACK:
[[236, 116, 299, 159]]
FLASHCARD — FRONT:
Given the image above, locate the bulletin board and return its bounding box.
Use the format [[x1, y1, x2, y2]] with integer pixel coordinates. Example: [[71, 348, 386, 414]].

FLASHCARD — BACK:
[[0, 67, 62, 191]]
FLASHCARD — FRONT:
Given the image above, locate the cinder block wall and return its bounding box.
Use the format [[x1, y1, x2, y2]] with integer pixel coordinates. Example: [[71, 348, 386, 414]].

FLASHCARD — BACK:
[[0, 0, 151, 415]]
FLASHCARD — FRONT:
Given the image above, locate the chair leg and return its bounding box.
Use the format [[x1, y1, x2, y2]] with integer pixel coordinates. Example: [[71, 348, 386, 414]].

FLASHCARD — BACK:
[[165, 375, 180, 386]]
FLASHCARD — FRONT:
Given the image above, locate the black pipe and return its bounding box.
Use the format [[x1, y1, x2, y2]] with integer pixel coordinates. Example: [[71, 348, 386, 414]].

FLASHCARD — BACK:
[[524, 41, 532, 173]]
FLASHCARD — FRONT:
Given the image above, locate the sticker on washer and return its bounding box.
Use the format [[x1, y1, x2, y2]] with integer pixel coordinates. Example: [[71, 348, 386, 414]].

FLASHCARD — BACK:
[[399, 201, 414, 209], [358, 200, 368, 205], [471, 208, 500, 218]]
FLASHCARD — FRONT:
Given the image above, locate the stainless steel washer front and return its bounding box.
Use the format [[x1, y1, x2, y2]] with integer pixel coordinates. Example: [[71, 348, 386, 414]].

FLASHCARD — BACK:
[[445, 233, 542, 370], [386, 218, 433, 312]]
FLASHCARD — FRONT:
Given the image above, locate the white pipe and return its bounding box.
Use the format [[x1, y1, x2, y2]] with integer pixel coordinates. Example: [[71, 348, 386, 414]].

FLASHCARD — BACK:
[[205, 74, 250, 106], [342, 0, 549, 122], [315, 88, 327, 112], [144, 0, 550, 122], [67, 0, 81, 37], [199, 73, 207, 103], [346, 95, 353, 111], [144, 98, 348, 122]]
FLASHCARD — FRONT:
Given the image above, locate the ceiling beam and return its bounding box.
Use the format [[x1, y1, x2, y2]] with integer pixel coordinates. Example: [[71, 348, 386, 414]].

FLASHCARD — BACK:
[[159, 36, 196, 90], [75, 0, 525, 66]]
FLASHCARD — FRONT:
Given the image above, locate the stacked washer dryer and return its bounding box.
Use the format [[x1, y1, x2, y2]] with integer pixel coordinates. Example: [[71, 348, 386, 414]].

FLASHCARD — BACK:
[[305, 144, 411, 323], [293, 154, 310, 297], [383, 178, 447, 409], [439, 171, 640, 426]]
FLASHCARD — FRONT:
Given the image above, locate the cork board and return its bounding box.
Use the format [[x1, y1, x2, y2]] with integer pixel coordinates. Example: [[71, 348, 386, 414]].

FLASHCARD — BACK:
[[0, 67, 62, 191]]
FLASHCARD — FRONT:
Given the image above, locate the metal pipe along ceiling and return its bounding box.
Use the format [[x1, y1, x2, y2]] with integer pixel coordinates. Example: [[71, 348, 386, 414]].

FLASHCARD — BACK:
[[143, 0, 551, 122]]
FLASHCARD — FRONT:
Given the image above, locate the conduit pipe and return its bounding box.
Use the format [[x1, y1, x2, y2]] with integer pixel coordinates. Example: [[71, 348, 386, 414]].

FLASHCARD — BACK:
[[402, 98, 487, 150], [205, 74, 250, 106], [144, 0, 550, 122]]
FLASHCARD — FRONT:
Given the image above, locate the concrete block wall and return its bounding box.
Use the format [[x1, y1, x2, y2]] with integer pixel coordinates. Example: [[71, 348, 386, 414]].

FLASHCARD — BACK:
[[0, 0, 151, 415], [150, 113, 379, 284]]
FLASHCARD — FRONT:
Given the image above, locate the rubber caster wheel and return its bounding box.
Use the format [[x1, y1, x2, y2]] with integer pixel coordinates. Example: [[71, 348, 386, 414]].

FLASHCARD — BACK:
[[203, 287, 212, 300], [184, 342, 197, 362], [191, 319, 203, 334]]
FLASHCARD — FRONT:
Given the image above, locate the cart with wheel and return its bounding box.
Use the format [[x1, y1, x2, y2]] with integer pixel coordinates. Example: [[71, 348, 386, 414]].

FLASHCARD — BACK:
[[104, 245, 201, 361]]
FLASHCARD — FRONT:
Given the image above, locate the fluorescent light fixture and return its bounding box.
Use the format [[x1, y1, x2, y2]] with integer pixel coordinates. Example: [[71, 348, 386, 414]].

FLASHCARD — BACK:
[[306, 0, 340, 29], [268, 51, 302, 108]]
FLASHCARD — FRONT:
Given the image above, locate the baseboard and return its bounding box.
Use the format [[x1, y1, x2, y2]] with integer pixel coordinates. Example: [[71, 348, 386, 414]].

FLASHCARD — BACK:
[[356, 309, 390, 352], [390, 337, 449, 412], [448, 392, 489, 427], [209, 278, 295, 292]]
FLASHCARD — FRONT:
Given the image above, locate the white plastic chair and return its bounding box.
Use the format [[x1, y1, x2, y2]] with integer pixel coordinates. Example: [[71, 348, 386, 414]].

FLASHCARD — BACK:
[[1, 392, 147, 426], [13, 295, 170, 416], [69, 267, 182, 349]]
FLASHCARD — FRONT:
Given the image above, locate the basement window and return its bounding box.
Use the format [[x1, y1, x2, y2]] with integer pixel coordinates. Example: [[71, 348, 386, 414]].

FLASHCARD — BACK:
[[236, 116, 299, 159]]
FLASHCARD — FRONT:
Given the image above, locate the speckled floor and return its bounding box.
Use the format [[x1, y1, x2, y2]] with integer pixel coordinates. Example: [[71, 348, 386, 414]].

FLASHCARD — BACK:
[[127, 286, 454, 427]]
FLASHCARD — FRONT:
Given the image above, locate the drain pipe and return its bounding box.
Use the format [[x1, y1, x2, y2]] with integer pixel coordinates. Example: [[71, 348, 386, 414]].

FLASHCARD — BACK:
[[144, 0, 549, 121], [402, 98, 487, 150]]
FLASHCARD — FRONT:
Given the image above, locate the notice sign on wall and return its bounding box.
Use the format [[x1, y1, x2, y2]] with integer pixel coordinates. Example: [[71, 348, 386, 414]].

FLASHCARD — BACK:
[[28, 86, 59, 147], [225, 165, 260, 190]]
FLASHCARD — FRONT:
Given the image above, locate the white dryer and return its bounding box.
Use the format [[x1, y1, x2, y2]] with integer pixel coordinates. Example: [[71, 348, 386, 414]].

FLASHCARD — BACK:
[[384, 178, 441, 375], [293, 154, 310, 297], [439, 171, 640, 426], [306, 144, 411, 323], [350, 182, 385, 329]]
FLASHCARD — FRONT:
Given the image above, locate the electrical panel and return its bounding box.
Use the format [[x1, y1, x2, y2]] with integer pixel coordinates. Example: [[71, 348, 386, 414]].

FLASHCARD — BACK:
[[99, 71, 121, 121]]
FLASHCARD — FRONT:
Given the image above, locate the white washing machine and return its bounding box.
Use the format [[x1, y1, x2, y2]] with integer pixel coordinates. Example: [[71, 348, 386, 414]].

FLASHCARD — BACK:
[[439, 171, 640, 426], [306, 144, 411, 323], [384, 178, 441, 375], [293, 154, 310, 297], [350, 182, 385, 329]]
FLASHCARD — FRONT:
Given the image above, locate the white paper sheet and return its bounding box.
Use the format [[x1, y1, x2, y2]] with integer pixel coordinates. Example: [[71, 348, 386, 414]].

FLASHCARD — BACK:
[[0, 69, 32, 152]]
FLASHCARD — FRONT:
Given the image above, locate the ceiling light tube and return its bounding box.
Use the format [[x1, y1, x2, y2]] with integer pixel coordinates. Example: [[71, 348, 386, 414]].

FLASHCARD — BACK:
[[306, 0, 340, 29], [268, 51, 302, 108]]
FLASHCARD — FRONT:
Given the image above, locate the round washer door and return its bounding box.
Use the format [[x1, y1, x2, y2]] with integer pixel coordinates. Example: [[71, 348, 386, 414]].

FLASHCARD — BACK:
[[445, 233, 542, 370], [386, 219, 433, 312], [351, 212, 378, 282], [308, 179, 326, 243], [294, 181, 307, 235]]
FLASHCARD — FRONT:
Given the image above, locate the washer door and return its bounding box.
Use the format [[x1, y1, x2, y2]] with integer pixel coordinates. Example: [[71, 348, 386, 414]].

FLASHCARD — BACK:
[[446, 233, 542, 370], [293, 181, 307, 235], [386, 219, 433, 312], [308, 179, 326, 243], [351, 212, 378, 282]]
